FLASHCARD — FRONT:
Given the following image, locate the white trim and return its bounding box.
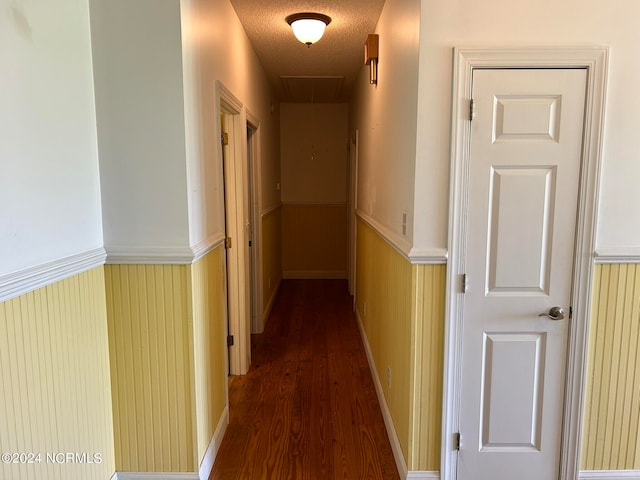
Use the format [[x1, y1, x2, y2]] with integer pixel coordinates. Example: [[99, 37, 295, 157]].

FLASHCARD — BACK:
[[355, 210, 450, 266], [0, 247, 107, 303], [355, 307, 409, 480], [261, 203, 282, 218], [443, 46, 608, 480], [111, 472, 119, 480], [262, 277, 281, 326], [198, 405, 228, 480], [348, 129, 359, 297], [245, 110, 264, 335], [356, 210, 412, 261], [408, 248, 448, 265], [103, 235, 227, 266], [216, 81, 243, 114], [114, 473, 198, 480], [580, 471, 640, 480], [191, 233, 226, 263], [218, 81, 251, 375], [594, 248, 640, 264], [106, 246, 195, 265], [407, 472, 440, 480], [283, 270, 346, 279]]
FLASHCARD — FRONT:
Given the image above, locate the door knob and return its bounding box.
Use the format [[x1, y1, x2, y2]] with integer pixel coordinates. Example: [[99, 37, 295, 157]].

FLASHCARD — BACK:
[[538, 306, 565, 321]]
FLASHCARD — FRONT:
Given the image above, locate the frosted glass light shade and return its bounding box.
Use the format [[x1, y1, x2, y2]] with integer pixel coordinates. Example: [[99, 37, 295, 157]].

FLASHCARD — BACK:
[[286, 13, 331, 46]]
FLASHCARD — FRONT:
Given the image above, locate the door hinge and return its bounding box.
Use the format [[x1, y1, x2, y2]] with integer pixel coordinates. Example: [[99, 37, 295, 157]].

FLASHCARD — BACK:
[[221, 132, 229, 146], [227, 335, 234, 347], [455, 432, 461, 451], [225, 237, 232, 249], [469, 99, 474, 121], [462, 273, 469, 293]]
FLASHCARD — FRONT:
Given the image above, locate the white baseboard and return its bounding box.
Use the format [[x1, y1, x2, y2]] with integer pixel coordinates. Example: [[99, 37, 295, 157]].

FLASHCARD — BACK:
[[407, 472, 440, 479], [198, 405, 229, 480], [283, 270, 346, 279], [355, 307, 409, 480], [113, 473, 198, 480], [580, 471, 640, 479], [111, 415, 232, 480]]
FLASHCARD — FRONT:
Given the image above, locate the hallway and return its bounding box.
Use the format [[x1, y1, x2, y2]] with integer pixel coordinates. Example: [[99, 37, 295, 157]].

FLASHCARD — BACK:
[[210, 280, 400, 480]]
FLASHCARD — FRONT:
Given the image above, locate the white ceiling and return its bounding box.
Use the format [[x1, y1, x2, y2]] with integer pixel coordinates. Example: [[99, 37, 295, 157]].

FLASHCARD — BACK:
[[229, 0, 386, 102]]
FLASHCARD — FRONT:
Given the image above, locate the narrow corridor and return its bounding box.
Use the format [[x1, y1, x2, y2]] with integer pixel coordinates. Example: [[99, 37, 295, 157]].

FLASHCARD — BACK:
[[210, 280, 400, 480]]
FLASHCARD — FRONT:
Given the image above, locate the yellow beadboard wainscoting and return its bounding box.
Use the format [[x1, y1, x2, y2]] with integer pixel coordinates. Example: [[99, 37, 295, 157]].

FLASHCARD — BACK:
[[282, 203, 347, 279], [581, 263, 640, 470], [356, 217, 413, 460], [262, 206, 282, 322], [105, 263, 195, 472], [409, 263, 446, 471], [105, 246, 228, 475], [0, 266, 116, 480], [190, 247, 227, 464], [355, 218, 445, 472]]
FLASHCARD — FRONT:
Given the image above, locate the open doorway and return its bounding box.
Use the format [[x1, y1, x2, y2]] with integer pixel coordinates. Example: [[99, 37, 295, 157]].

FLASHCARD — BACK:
[[246, 116, 264, 334], [347, 129, 359, 299], [218, 83, 251, 375]]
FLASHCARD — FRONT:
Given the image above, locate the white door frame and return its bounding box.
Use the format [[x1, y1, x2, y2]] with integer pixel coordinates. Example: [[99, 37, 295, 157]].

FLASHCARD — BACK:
[[442, 47, 608, 480], [245, 110, 265, 334], [217, 81, 251, 375], [348, 129, 359, 298]]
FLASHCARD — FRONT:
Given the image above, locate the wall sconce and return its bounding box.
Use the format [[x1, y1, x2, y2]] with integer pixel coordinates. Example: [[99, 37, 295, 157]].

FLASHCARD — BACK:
[[364, 34, 379, 85], [286, 13, 332, 47]]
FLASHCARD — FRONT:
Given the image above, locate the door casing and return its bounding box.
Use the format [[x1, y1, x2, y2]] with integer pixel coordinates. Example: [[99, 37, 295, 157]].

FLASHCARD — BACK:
[[246, 112, 265, 334], [443, 47, 608, 480], [218, 82, 253, 375], [348, 129, 359, 299]]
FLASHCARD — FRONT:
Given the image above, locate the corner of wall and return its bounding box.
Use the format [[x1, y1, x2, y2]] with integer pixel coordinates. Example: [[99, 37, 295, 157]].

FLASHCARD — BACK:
[[0, 267, 116, 480]]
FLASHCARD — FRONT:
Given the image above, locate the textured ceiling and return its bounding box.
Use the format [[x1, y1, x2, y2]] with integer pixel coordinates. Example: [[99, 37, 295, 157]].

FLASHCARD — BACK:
[[229, 0, 386, 102]]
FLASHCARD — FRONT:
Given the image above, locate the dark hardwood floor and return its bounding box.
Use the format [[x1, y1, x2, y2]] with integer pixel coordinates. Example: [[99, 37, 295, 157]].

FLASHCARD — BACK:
[[210, 279, 400, 480]]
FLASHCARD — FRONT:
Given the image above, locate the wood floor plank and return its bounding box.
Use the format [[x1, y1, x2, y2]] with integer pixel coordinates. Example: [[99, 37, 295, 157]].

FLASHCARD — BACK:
[[309, 347, 334, 479], [210, 280, 400, 480]]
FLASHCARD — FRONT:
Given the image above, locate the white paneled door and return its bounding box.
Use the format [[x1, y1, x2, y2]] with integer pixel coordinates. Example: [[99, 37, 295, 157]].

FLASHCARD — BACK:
[[457, 68, 587, 480]]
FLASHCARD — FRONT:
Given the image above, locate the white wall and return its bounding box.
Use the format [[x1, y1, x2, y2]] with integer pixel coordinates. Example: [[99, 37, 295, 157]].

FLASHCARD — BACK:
[[0, 0, 104, 276], [413, 0, 640, 254], [349, 0, 421, 252], [90, 0, 191, 253], [180, 0, 280, 248], [281, 103, 348, 204], [91, 0, 278, 255]]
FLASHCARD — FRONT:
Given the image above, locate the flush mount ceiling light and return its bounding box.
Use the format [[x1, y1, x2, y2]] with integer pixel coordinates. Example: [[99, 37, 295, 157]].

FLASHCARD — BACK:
[[286, 13, 332, 46]]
